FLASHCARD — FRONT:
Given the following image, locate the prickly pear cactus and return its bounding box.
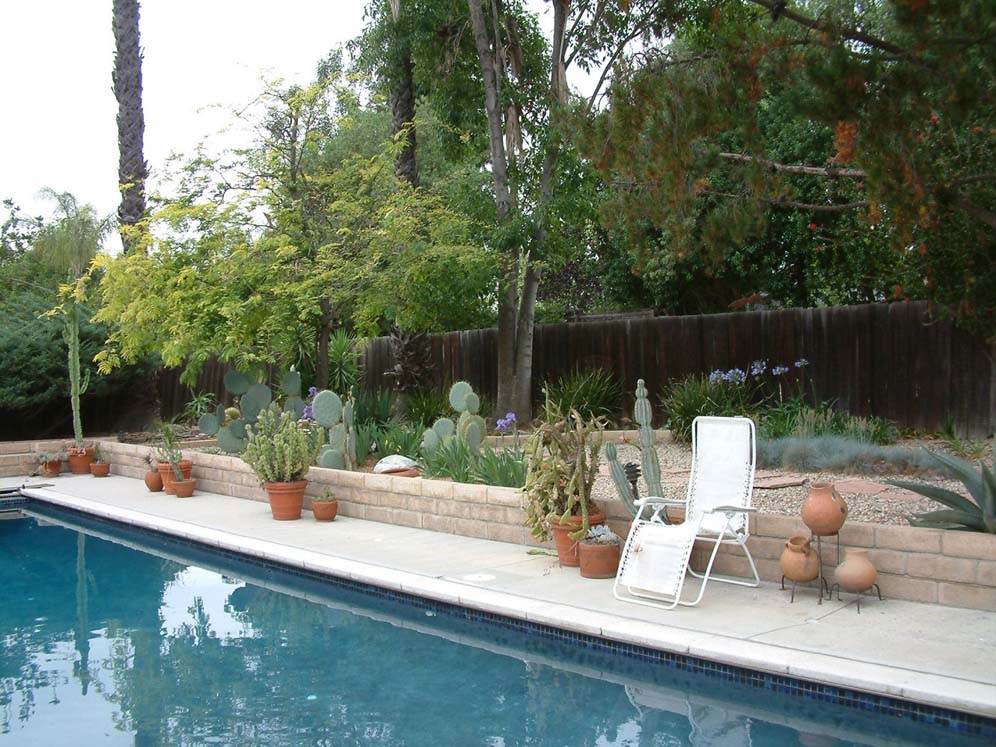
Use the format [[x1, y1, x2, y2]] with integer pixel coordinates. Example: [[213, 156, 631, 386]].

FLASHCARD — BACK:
[[312, 391, 343, 427]]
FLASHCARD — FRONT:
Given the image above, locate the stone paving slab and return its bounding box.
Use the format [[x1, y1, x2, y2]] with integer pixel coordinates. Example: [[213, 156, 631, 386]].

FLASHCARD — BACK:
[[8, 472, 996, 719]]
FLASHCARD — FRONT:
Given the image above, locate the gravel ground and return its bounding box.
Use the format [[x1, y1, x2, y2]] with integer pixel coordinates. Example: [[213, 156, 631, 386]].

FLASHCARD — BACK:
[[593, 439, 994, 527]]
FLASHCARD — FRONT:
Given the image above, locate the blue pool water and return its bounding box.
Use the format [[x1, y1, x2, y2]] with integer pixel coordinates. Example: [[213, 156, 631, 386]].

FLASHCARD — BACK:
[[1, 505, 991, 747]]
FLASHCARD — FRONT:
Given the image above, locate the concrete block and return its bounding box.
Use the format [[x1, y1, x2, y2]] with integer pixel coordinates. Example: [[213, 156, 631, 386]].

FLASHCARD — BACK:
[[364, 506, 392, 524], [837, 522, 876, 548], [874, 573, 937, 604], [391, 475, 422, 496], [938, 582, 996, 612], [941, 531, 996, 561], [486, 486, 522, 507], [754, 513, 808, 539], [364, 473, 393, 491], [421, 479, 454, 499], [390, 508, 422, 529], [451, 517, 489, 540], [976, 560, 996, 587], [486, 523, 526, 545], [452, 481, 487, 503], [875, 525, 942, 554], [422, 514, 454, 534], [864, 548, 908, 576], [907, 554, 978, 584]]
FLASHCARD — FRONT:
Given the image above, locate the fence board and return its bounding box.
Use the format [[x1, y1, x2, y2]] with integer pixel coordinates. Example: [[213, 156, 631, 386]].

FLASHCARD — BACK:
[[342, 301, 995, 436]]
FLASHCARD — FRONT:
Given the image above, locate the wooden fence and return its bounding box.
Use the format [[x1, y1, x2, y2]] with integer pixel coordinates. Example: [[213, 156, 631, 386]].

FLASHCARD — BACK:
[[362, 302, 996, 436]]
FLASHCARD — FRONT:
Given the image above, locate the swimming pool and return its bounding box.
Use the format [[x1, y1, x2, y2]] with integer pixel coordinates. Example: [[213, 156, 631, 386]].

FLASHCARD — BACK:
[[1, 504, 991, 746]]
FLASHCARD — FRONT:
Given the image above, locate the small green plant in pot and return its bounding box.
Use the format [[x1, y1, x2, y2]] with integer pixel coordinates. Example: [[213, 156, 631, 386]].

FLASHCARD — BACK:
[[523, 398, 606, 567], [311, 489, 339, 522], [89, 444, 110, 477], [242, 408, 320, 520], [37, 451, 67, 478], [578, 525, 622, 579], [171, 459, 197, 498], [155, 425, 191, 495]]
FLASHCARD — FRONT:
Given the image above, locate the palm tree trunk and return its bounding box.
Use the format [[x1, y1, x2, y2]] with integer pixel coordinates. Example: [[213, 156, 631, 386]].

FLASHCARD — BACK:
[[112, 0, 147, 253]]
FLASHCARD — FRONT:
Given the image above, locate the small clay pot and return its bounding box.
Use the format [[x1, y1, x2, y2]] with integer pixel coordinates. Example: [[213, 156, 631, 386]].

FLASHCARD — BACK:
[[68, 447, 94, 475], [173, 478, 196, 498], [551, 508, 607, 567], [158, 460, 193, 495], [89, 462, 111, 478], [579, 541, 621, 579], [835, 549, 877, 593], [265, 480, 307, 520], [780, 535, 820, 583], [312, 499, 339, 521], [802, 481, 848, 536], [40, 460, 62, 478], [144, 470, 164, 492]]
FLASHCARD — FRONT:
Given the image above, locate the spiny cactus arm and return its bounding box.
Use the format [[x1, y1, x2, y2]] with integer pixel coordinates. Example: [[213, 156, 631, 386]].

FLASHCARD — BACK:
[[605, 442, 639, 518], [634, 379, 653, 427], [639, 424, 664, 497]]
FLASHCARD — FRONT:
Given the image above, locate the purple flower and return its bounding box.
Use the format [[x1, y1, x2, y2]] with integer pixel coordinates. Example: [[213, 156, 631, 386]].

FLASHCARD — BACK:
[[307, 386, 318, 398], [795, 358, 810, 369], [496, 418, 510, 432], [708, 370, 723, 384], [772, 365, 790, 376], [301, 405, 314, 421], [750, 359, 767, 377]]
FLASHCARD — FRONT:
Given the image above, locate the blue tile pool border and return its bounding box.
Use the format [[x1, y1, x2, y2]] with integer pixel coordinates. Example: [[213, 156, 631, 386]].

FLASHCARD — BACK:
[[17, 496, 996, 740]]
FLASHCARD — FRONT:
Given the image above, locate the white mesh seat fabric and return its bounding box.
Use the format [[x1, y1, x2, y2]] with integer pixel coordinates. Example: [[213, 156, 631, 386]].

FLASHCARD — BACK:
[[614, 416, 759, 609]]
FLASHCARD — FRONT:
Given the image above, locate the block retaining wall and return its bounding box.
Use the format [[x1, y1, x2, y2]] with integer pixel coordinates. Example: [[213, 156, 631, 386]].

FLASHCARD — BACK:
[[6, 438, 995, 612]]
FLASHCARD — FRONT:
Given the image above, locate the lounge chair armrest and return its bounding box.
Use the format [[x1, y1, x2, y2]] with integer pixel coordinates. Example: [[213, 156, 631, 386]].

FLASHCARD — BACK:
[[706, 505, 757, 514], [635, 497, 685, 507]]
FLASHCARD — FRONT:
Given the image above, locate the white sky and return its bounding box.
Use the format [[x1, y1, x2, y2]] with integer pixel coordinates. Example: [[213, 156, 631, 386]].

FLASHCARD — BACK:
[[0, 1, 578, 253]]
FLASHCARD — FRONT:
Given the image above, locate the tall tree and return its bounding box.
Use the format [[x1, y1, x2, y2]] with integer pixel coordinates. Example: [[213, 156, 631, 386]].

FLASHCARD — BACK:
[[112, 0, 147, 253]]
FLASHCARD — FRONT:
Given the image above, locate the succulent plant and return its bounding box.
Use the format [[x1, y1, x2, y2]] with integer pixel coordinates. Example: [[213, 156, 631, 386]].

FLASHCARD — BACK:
[[310, 390, 363, 470], [887, 445, 996, 533], [604, 378, 664, 517], [199, 368, 305, 454]]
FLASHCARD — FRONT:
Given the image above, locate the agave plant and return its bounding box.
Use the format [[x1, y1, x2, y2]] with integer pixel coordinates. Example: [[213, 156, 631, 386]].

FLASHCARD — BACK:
[[887, 445, 996, 533]]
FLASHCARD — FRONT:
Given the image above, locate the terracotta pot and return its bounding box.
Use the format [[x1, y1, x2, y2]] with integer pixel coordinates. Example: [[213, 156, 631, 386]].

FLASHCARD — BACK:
[[381, 467, 420, 478], [312, 499, 339, 521], [579, 541, 621, 578], [40, 460, 61, 478], [835, 549, 877, 592], [780, 535, 820, 583], [801, 481, 848, 536], [158, 460, 193, 495], [173, 479, 196, 498], [265, 480, 307, 520], [551, 508, 607, 567], [144, 470, 164, 492], [68, 447, 94, 475], [89, 463, 111, 478]]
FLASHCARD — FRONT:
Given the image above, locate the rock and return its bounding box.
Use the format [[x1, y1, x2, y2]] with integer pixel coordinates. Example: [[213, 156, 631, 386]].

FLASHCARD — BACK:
[[374, 455, 419, 474], [754, 476, 807, 489]]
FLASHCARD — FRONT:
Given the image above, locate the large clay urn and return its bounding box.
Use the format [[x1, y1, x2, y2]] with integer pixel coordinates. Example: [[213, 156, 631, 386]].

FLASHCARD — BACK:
[[835, 549, 877, 593], [802, 481, 848, 536], [780, 535, 820, 583]]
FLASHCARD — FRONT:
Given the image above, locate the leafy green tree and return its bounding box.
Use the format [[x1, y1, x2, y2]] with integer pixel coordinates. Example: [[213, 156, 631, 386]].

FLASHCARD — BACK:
[[581, 0, 996, 338]]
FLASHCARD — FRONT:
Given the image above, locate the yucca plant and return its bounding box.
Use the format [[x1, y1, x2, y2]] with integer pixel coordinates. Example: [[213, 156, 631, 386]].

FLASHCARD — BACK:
[[887, 445, 996, 533]]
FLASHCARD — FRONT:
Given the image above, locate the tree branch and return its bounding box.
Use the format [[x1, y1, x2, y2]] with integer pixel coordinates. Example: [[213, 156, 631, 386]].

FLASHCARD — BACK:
[[701, 190, 869, 212], [719, 152, 866, 178]]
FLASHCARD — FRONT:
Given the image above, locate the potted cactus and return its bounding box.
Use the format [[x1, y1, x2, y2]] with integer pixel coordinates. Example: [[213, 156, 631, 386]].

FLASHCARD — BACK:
[[89, 444, 110, 477], [523, 397, 607, 567], [143, 454, 163, 492], [242, 408, 320, 520], [171, 460, 197, 498], [578, 525, 622, 579], [37, 451, 66, 478], [156, 425, 191, 495], [310, 489, 339, 522]]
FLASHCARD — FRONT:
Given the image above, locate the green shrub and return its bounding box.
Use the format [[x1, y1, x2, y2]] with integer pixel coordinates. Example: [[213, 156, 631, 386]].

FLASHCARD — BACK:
[[242, 408, 319, 483], [352, 388, 396, 428], [545, 368, 623, 422], [759, 400, 897, 445], [353, 422, 378, 464], [662, 374, 757, 442], [327, 330, 362, 395], [376, 423, 423, 460], [404, 388, 451, 429], [421, 435, 475, 483], [471, 445, 528, 488], [757, 436, 932, 473]]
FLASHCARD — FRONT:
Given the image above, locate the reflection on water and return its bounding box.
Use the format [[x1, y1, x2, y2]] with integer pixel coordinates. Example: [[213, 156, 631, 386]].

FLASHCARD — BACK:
[[0, 508, 989, 747]]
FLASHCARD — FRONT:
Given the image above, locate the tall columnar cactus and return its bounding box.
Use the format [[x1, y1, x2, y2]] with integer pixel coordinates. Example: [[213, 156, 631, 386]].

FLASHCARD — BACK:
[[634, 379, 663, 497], [63, 304, 89, 448], [604, 378, 665, 518]]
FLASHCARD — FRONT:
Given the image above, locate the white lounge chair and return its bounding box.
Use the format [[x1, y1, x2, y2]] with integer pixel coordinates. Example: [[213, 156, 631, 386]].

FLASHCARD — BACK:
[[614, 416, 759, 609]]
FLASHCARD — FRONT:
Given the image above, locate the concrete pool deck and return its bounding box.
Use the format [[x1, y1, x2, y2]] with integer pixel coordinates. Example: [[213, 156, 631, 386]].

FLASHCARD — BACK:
[[6, 473, 996, 720]]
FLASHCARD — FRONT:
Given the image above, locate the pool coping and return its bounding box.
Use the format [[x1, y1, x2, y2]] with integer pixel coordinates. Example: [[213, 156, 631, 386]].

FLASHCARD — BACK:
[[18, 483, 996, 729]]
